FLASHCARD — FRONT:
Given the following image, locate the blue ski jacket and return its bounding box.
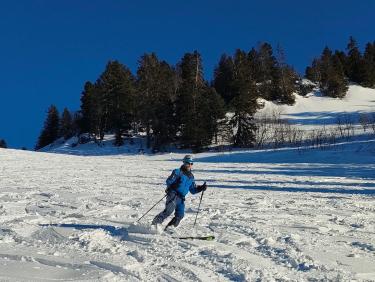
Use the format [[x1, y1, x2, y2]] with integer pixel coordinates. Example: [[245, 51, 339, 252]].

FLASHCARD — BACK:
[[166, 166, 199, 197]]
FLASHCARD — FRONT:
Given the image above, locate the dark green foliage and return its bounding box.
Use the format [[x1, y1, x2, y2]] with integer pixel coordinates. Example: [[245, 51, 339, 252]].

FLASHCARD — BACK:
[[322, 53, 348, 98], [305, 58, 321, 83], [96, 61, 136, 146], [0, 139, 7, 148], [270, 45, 297, 105], [35, 105, 60, 150], [255, 43, 278, 100], [346, 36, 363, 84], [80, 81, 104, 138], [230, 49, 262, 147], [362, 42, 375, 88], [176, 51, 225, 152], [213, 54, 235, 105], [59, 108, 74, 140], [305, 46, 349, 98], [136, 53, 177, 150]]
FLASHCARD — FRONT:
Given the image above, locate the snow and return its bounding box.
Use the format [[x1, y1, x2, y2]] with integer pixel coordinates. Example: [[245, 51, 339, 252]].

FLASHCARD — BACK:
[[1, 141, 375, 281], [259, 85, 375, 126], [0, 85, 375, 281]]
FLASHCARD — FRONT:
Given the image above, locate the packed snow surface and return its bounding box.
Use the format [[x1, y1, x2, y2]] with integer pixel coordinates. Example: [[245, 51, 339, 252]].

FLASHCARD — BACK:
[[1, 141, 375, 281], [1, 85, 375, 281]]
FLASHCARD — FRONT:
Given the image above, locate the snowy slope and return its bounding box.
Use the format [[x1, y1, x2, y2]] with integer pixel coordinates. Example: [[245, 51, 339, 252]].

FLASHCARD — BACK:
[[258, 85, 375, 127], [1, 141, 375, 281]]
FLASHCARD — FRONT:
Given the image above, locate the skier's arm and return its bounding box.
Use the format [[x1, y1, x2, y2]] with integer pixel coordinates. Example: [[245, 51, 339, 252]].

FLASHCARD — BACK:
[[190, 181, 207, 194], [189, 181, 198, 194], [166, 170, 180, 187]]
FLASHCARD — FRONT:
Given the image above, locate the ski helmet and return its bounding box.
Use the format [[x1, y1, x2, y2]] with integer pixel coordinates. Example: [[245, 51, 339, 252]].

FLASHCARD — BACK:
[[183, 155, 194, 164]]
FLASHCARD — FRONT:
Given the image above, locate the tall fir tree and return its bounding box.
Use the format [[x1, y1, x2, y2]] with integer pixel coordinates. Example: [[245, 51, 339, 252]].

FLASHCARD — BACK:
[[96, 60, 136, 146], [151, 61, 179, 150], [362, 42, 375, 87], [346, 36, 363, 84], [213, 54, 235, 106], [270, 44, 297, 105], [305, 58, 321, 83], [80, 81, 105, 140], [322, 52, 348, 98], [176, 51, 224, 151], [136, 53, 177, 150], [59, 108, 74, 140], [255, 43, 277, 100], [230, 49, 262, 147], [35, 105, 60, 150], [0, 139, 7, 148]]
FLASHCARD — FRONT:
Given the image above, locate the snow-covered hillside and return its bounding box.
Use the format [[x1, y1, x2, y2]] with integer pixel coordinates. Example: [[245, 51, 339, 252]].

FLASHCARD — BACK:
[[1, 140, 375, 281], [259, 85, 375, 127], [0, 85, 374, 281], [40, 85, 375, 155]]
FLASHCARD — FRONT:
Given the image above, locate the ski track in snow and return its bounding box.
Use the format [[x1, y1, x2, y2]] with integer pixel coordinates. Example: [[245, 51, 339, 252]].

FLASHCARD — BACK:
[[1, 144, 375, 281]]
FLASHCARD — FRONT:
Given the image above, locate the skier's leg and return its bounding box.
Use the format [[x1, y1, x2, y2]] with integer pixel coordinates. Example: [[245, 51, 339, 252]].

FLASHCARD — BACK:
[[152, 192, 176, 225], [166, 197, 185, 228]]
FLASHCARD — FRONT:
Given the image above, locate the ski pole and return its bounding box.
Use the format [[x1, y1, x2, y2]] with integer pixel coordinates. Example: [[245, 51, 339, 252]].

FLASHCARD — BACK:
[[137, 194, 167, 223], [193, 190, 205, 228]]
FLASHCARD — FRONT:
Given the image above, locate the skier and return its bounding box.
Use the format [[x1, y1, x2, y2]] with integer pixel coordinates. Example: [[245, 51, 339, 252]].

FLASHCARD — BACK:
[[152, 155, 207, 229]]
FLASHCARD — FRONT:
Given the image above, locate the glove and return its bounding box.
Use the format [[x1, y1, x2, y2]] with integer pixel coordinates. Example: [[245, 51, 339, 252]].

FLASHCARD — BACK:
[[197, 182, 207, 193]]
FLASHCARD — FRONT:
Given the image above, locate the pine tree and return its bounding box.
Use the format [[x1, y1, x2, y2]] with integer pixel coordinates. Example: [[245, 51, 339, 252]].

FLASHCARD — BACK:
[[151, 61, 179, 150], [0, 139, 7, 148], [270, 45, 297, 105], [60, 108, 74, 140], [136, 53, 177, 150], [305, 58, 321, 83], [96, 61, 136, 146], [80, 81, 104, 139], [322, 53, 348, 98], [319, 46, 333, 88], [35, 105, 60, 150], [346, 36, 363, 84], [176, 51, 223, 151], [255, 43, 277, 100], [230, 49, 262, 147], [213, 54, 235, 105], [362, 42, 375, 88]]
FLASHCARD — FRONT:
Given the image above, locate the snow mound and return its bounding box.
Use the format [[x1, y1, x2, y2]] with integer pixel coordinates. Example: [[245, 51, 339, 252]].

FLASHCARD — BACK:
[[127, 223, 161, 235]]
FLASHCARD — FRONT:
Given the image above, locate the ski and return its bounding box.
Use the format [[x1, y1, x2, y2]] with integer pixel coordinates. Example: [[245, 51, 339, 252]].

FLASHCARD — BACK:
[[176, 235, 215, 241]]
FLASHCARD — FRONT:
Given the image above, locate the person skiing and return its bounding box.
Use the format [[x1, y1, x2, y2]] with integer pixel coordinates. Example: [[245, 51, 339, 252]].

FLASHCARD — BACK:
[[152, 155, 207, 229]]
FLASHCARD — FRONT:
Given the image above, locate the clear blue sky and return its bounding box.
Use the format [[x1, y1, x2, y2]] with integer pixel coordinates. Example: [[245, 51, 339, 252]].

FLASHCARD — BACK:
[[1, 0, 374, 149]]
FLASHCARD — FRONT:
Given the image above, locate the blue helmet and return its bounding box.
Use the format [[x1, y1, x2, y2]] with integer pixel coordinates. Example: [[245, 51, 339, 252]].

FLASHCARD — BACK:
[[183, 155, 193, 164]]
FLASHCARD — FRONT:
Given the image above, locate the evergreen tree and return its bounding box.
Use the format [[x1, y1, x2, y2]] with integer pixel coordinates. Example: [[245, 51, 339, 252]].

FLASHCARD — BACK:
[[305, 58, 321, 83], [213, 54, 235, 105], [176, 51, 223, 151], [346, 36, 363, 83], [151, 61, 179, 150], [322, 53, 348, 98], [59, 108, 74, 140], [319, 46, 333, 88], [80, 81, 104, 139], [0, 139, 7, 148], [230, 49, 262, 147], [255, 43, 277, 100], [270, 45, 297, 105], [96, 61, 136, 146], [35, 105, 60, 150], [136, 53, 177, 150], [362, 42, 375, 87]]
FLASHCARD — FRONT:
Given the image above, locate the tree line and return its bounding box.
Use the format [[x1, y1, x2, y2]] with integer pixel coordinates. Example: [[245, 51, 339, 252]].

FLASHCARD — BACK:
[[0, 139, 7, 148], [305, 36, 375, 98], [35, 37, 375, 152]]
